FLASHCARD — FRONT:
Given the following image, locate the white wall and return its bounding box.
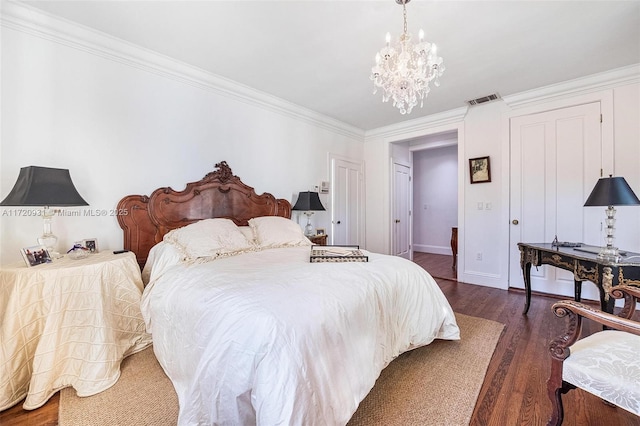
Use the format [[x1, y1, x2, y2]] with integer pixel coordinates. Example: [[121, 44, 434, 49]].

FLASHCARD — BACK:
[[364, 66, 640, 290], [413, 145, 458, 254], [613, 83, 640, 252], [0, 11, 363, 264]]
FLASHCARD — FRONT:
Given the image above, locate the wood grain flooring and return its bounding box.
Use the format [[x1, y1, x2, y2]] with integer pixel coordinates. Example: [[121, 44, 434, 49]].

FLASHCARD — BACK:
[[2, 252, 638, 425]]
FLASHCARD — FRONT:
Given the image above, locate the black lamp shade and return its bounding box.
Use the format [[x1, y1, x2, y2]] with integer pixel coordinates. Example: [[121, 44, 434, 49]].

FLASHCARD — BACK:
[[584, 176, 640, 207], [292, 191, 325, 211], [0, 166, 88, 207]]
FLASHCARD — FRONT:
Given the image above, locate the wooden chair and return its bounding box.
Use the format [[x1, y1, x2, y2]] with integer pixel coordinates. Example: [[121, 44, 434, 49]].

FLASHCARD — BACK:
[[547, 285, 640, 425]]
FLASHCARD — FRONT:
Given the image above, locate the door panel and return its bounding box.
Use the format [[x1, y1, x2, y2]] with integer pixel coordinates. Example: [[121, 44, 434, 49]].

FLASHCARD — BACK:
[[393, 163, 411, 259], [509, 102, 602, 299], [331, 158, 362, 246]]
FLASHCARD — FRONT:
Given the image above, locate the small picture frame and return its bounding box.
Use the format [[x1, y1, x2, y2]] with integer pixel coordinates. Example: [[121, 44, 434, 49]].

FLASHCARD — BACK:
[[82, 238, 99, 253], [21, 245, 52, 267], [469, 156, 491, 184], [316, 228, 326, 236]]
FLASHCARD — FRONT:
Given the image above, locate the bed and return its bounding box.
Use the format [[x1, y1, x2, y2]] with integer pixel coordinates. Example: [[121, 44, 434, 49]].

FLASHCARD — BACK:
[[117, 161, 460, 425]]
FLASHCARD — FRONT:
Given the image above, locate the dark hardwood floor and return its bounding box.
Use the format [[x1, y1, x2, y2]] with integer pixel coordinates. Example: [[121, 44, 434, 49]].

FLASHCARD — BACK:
[[2, 252, 638, 425], [414, 251, 639, 426]]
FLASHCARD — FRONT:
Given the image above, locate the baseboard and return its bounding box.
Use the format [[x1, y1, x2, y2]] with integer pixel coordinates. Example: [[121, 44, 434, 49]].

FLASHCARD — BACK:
[[413, 245, 452, 256]]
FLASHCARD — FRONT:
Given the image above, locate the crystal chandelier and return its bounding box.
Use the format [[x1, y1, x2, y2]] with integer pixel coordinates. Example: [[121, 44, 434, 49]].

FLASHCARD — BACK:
[[370, 0, 444, 114]]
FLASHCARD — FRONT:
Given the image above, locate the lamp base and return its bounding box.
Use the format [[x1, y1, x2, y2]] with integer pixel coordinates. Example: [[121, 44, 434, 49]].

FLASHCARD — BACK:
[[597, 246, 622, 263], [38, 208, 62, 258], [304, 212, 313, 237], [303, 212, 315, 236], [38, 233, 61, 258]]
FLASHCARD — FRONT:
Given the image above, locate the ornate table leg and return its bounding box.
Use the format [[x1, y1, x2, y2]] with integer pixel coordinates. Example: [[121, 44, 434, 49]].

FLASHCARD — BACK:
[[522, 261, 532, 314], [574, 280, 582, 302], [519, 246, 537, 314], [600, 267, 615, 314]]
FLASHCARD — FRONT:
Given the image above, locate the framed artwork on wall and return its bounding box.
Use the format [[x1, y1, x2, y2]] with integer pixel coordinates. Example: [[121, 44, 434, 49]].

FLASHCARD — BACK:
[[469, 156, 491, 184]]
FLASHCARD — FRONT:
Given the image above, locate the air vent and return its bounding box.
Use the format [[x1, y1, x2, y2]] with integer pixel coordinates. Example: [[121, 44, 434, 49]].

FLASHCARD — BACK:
[[467, 93, 501, 106]]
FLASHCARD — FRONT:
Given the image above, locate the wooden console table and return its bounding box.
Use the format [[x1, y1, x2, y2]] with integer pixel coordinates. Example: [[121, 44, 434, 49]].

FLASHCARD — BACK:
[[518, 242, 640, 315]]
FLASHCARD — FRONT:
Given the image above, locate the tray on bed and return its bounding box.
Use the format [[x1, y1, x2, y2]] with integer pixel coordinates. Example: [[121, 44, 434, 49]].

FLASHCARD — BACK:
[[310, 245, 368, 263]]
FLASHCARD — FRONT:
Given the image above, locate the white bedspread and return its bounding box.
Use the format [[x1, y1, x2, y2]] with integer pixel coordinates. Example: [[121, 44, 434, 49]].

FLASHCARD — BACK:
[[142, 245, 459, 425]]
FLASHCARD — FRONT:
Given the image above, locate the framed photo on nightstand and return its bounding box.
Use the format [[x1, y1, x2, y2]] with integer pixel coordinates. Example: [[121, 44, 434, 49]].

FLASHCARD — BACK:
[[21, 245, 52, 267], [82, 238, 99, 253]]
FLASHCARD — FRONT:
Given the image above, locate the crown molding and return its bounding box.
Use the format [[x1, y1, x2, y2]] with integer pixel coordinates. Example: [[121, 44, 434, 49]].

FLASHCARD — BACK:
[[1, 1, 364, 140], [502, 64, 640, 110], [364, 107, 468, 142]]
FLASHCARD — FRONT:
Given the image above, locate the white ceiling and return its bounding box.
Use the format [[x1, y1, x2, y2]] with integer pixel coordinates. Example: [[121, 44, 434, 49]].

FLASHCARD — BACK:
[[22, 1, 640, 131]]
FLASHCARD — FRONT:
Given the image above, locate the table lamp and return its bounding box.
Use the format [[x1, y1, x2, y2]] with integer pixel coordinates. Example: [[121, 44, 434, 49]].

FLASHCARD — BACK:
[[584, 175, 640, 261], [1, 166, 88, 257], [292, 191, 325, 236]]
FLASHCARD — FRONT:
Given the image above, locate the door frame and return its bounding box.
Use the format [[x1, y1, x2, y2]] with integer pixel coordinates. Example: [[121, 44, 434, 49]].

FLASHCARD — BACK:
[[328, 153, 365, 247], [503, 89, 615, 288], [386, 123, 464, 277], [391, 160, 412, 259]]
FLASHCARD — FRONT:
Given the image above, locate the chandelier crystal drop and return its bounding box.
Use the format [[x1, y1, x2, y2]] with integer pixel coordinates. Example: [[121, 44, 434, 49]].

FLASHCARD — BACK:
[[370, 0, 444, 114]]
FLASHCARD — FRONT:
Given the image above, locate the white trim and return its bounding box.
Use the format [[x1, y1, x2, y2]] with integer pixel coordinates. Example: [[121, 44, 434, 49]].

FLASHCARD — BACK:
[[460, 271, 504, 290], [503, 64, 640, 110], [413, 245, 452, 256], [365, 107, 468, 141], [1, 1, 364, 141], [409, 139, 457, 152]]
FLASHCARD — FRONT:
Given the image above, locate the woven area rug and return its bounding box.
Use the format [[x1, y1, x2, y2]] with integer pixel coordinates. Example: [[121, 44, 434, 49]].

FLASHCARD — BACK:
[[59, 313, 503, 426]]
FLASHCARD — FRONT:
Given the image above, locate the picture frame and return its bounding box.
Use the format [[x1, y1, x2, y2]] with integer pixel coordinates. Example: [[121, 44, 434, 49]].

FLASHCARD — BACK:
[[316, 228, 326, 236], [21, 245, 52, 267], [82, 238, 99, 253], [469, 156, 491, 184]]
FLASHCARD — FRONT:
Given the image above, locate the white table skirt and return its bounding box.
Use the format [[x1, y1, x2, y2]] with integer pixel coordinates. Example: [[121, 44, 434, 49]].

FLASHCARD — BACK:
[[0, 251, 152, 410]]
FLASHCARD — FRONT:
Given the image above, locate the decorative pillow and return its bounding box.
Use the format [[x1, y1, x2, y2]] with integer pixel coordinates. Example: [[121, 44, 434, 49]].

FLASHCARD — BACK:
[[163, 218, 255, 260], [249, 216, 312, 249]]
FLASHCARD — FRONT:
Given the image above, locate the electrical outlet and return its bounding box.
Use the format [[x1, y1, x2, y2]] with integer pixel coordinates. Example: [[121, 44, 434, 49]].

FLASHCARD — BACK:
[[477, 202, 484, 210], [476, 252, 483, 261], [485, 202, 492, 210]]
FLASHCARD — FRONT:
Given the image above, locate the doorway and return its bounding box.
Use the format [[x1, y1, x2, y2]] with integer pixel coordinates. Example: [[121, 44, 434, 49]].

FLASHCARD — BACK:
[[391, 132, 459, 265]]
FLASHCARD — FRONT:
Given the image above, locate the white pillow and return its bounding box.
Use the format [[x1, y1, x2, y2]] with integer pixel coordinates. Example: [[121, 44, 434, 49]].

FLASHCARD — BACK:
[[249, 216, 312, 248], [238, 226, 256, 243], [142, 241, 183, 285], [163, 218, 255, 260]]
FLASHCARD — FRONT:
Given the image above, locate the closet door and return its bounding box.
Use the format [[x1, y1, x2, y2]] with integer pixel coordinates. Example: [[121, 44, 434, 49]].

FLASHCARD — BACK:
[[509, 102, 603, 299], [392, 162, 411, 259], [331, 158, 362, 246]]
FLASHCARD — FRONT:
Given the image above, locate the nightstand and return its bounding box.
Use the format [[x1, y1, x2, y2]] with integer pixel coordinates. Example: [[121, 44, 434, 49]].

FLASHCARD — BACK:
[[308, 234, 328, 245], [0, 251, 152, 410]]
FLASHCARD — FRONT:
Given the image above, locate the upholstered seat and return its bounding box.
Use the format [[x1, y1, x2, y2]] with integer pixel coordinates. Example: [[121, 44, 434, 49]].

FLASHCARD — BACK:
[[547, 285, 640, 425], [564, 330, 640, 416]]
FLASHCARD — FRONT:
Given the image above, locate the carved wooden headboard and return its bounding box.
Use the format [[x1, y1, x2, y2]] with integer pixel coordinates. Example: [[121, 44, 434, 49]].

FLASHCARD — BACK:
[[116, 161, 291, 268]]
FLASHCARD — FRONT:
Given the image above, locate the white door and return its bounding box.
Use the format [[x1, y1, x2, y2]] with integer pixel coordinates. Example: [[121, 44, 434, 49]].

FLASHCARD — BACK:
[[331, 158, 362, 246], [509, 102, 603, 299], [392, 162, 411, 259]]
